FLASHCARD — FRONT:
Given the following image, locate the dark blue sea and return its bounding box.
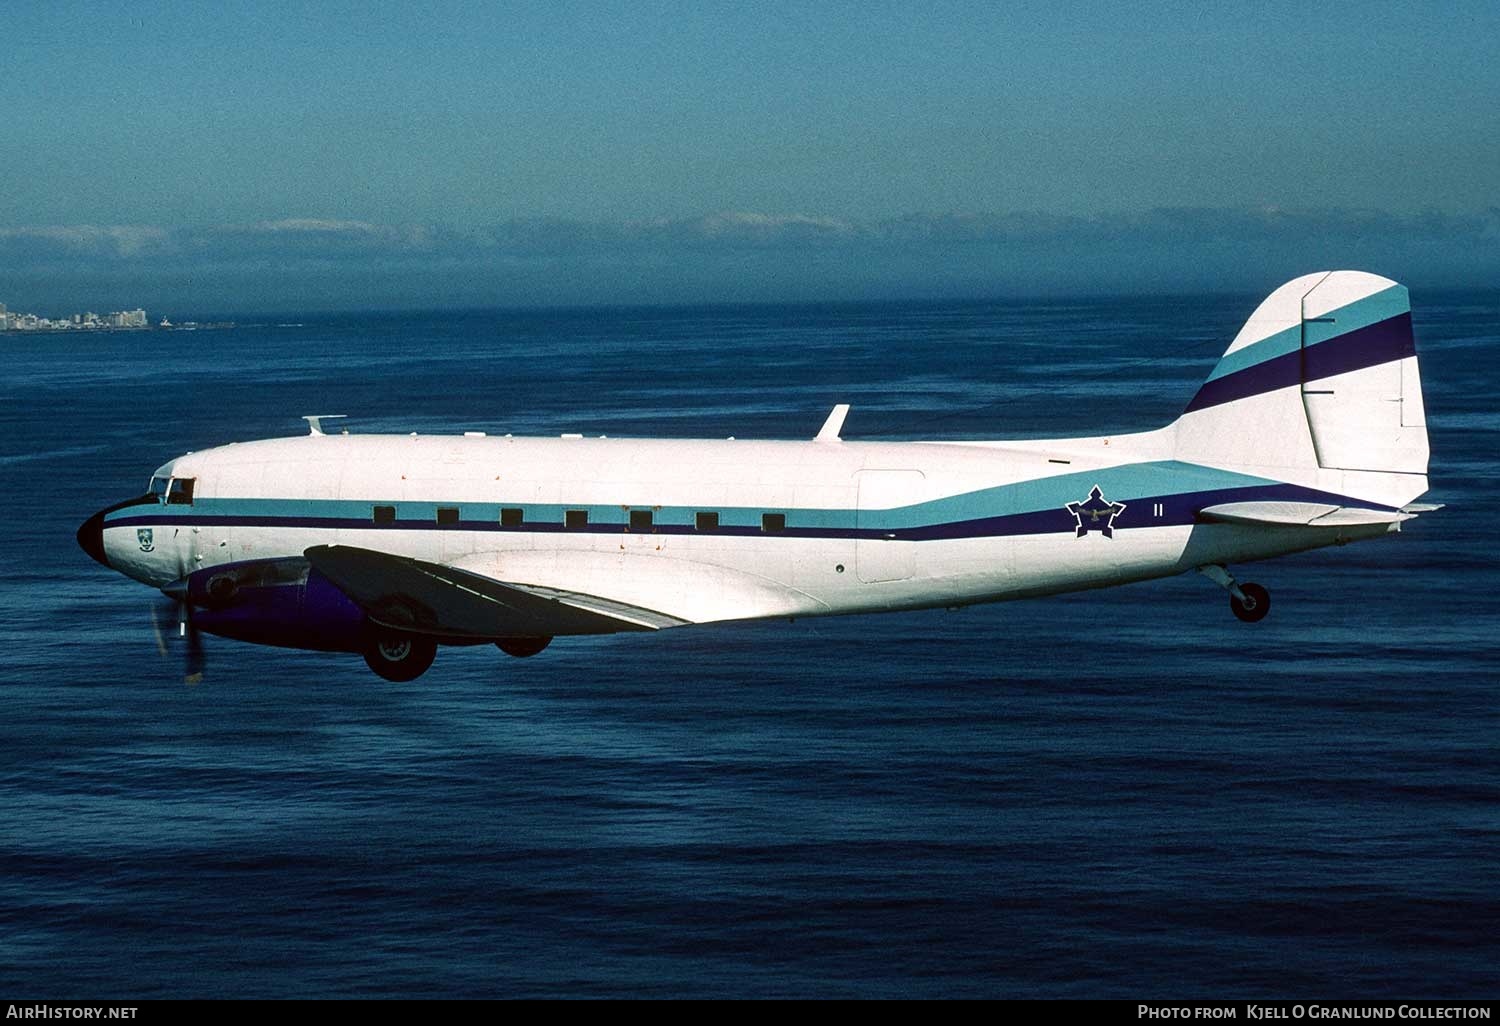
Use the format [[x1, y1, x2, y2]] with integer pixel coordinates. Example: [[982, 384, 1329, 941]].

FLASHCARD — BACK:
[[2, 291, 1496, 999]]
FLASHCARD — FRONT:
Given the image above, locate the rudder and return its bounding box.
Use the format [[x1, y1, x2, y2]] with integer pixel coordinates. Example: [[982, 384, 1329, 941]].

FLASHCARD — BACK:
[[1298, 271, 1426, 473]]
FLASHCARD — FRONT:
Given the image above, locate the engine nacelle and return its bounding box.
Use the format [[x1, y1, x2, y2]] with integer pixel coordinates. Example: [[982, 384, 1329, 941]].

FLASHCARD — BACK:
[[185, 558, 369, 653]]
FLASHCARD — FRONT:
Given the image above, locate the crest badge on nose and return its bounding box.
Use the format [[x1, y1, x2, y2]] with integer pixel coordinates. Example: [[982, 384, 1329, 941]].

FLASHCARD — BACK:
[[137, 528, 155, 552]]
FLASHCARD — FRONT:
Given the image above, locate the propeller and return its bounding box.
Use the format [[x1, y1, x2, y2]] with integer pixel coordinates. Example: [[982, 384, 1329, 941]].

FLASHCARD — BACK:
[[154, 581, 205, 685]]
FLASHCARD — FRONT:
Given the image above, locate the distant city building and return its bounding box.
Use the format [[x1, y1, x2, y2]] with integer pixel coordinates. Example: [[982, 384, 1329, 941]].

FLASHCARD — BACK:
[[0, 299, 153, 331]]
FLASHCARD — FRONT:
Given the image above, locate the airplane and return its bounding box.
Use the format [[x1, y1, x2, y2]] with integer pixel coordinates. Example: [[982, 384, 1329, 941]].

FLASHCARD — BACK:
[[77, 270, 1438, 683]]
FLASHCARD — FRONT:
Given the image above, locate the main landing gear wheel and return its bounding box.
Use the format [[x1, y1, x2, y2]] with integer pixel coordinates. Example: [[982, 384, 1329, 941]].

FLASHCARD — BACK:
[[1229, 582, 1271, 623], [364, 632, 437, 682], [496, 635, 552, 658]]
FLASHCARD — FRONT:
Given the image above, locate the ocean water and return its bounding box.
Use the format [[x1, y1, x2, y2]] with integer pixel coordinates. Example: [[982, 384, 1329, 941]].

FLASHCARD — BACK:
[[1, 291, 1496, 998]]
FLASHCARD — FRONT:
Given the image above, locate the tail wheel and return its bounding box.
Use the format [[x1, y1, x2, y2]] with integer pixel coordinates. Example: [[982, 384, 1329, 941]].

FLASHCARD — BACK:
[[496, 635, 552, 658], [364, 632, 437, 681], [1230, 582, 1271, 623]]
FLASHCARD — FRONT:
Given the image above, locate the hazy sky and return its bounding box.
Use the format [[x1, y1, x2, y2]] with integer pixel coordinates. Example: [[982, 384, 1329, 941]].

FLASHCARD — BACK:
[[3, 1, 1497, 312]]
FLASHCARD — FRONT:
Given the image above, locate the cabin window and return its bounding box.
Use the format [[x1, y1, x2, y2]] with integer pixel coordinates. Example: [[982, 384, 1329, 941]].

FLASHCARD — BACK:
[[436, 506, 460, 526], [500, 507, 524, 528], [761, 512, 786, 533], [166, 478, 195, 505], [629, 509, 653, 531], [695, 511, 719, 531], [373, 505, 396, 524], [565, 509, 589, 529]]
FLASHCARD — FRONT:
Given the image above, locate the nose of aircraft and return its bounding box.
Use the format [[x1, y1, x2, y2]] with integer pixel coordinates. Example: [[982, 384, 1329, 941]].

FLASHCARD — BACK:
[[77, 509, 109, 567]]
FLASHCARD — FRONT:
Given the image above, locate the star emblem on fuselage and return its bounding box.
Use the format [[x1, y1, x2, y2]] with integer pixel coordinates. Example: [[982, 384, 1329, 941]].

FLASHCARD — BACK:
[[1066, 485, 1127, 539]]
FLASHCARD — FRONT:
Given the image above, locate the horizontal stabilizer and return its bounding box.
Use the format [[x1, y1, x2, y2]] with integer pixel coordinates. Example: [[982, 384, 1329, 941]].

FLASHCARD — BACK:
[[305, 544, 684, 639], [1197, 501, 1412, 527], [1312, 507, 1415, 526]]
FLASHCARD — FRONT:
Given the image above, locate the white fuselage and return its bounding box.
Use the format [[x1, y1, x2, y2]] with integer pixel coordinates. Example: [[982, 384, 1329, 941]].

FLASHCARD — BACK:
[[99, 428, 1394, 631]]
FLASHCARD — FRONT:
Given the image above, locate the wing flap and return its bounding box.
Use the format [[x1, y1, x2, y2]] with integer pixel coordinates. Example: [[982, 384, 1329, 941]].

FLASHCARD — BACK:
[[500, 583, 690, 631], [305, 544, 682, 639], [1197, 501, 1412, 527]]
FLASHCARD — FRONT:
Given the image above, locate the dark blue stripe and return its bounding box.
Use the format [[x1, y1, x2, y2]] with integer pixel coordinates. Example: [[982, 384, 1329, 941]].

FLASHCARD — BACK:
[[104, 482, 1395, 544], [1303, 310, 1415, 381], [1183, 348, 1302, 414], [1184, 312, 1414, 414], [884, 482, 1394, 540]]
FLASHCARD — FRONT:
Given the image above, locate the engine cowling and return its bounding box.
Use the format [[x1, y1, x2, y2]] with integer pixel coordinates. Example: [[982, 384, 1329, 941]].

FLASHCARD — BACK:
[[183, 558, 369, 652]]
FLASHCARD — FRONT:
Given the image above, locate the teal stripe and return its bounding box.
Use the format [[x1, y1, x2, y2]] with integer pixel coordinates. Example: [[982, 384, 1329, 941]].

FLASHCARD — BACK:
[[1205, 283, 1409, 383], [1205, 324, 1300, 383], [106, 461, 1274, 531], [185, 498, 824, 530], [872, 461, 1271, 527], [1303, 283, 1408, 346]]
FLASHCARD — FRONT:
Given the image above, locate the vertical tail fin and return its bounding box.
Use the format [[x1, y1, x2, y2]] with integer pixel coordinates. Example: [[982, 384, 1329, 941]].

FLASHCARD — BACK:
[[1174, 271, 1429, 502]]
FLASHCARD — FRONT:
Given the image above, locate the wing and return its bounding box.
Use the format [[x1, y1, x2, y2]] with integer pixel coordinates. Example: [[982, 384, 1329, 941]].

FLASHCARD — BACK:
[[305, 545, 687, 639], [1196, 501, 1414, 527], [304, 544, 827, 641]]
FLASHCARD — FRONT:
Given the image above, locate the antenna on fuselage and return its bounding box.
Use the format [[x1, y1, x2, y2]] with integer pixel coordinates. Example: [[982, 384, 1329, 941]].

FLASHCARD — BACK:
[[302, 414, 348, 436], [815, 404, 850, 443]]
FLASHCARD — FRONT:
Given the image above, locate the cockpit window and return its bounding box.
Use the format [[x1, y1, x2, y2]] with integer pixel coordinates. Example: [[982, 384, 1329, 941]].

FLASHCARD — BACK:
[[150, 476, 169, 502], [166, 478, 195, 505]]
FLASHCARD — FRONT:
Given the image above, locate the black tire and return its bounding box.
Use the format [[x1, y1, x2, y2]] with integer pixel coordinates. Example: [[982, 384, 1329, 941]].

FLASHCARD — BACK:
[[496, 635, 552, 658], [1230, 582, 1271, 623], [363, 632, 437, 681]]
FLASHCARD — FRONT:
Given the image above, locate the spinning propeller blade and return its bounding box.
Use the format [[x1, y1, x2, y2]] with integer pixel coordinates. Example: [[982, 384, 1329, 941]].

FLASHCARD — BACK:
[[153, 586, 206, 685]]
